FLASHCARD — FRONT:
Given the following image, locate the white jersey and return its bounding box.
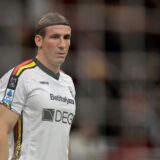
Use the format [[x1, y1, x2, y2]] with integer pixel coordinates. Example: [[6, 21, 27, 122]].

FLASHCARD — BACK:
[[0, 58, 76, 160]]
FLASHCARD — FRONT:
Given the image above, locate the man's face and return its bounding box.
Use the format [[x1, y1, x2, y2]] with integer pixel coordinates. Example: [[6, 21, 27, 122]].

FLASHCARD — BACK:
[[36, 25, 71, 67]]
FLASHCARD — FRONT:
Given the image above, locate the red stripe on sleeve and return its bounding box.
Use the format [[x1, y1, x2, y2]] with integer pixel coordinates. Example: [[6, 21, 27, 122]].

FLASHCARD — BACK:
[[12, 59, 33, 76]]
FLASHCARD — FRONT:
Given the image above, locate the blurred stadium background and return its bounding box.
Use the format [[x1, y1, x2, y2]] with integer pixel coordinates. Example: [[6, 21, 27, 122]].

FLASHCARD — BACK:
[[0, 0, 160, 159]]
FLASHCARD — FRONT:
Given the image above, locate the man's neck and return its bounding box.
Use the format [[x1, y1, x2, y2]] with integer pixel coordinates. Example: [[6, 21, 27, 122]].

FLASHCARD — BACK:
[[36, 54, 60, 74]]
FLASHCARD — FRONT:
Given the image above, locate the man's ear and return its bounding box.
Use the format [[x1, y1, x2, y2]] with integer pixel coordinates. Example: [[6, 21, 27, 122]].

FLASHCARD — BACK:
[[34, 35, 43, 48]]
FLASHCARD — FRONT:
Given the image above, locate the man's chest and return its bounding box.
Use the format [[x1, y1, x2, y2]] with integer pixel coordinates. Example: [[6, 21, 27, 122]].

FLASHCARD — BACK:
[[25, 78, 76, 124]]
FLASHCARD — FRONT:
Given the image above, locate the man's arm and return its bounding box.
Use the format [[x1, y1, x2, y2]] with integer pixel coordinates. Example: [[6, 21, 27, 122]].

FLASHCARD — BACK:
[[0, 104, 19, 160]]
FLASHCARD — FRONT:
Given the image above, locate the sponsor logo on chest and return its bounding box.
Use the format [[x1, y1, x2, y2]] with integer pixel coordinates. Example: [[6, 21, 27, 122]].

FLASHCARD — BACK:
[[50, 93, 74, 105], [42, 108, 74, 125]]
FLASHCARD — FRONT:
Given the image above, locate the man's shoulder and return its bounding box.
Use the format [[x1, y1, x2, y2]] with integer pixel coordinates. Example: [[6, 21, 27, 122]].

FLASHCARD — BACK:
[[1, 59, 37, 84], [1, 59, 33, 77], [12, 59, 36, 77], [60, 70, 76, 96], [60, 70, 73, 80], [60, 70, 74, 85]]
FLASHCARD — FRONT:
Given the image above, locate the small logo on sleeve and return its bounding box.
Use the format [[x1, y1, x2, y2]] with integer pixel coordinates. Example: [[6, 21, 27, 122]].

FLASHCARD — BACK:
[[39, 81, 49, 85], [8, 76, 18, 89], [3, 89, 14, 105]]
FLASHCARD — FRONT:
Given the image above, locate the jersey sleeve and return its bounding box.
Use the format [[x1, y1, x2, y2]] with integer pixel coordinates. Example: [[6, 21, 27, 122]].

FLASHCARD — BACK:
[[0, 69, 28, 115]]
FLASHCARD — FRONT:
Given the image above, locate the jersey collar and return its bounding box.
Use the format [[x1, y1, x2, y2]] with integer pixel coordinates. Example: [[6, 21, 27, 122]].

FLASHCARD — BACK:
[[34, 58, 60, 80]]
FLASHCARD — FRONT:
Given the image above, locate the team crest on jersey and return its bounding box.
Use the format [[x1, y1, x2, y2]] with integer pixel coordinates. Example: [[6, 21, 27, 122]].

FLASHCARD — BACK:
[[8, 76, 18, 89], [68, 86, 74, 98]]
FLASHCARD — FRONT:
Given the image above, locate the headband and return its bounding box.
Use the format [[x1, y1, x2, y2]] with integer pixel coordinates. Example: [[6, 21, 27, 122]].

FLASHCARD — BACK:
[[35, 22, 70, 34]]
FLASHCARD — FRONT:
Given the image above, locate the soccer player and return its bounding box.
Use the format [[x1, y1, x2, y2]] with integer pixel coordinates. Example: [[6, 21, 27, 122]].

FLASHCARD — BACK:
[[0, 12, 76, 160]]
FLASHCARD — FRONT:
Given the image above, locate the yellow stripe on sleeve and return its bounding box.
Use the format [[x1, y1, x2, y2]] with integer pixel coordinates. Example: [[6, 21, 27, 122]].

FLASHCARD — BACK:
[[16, 61, 36, 76]]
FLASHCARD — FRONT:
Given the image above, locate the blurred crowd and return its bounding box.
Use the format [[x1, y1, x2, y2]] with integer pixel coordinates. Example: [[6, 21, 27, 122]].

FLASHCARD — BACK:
[[0, 0, 160, 159]]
